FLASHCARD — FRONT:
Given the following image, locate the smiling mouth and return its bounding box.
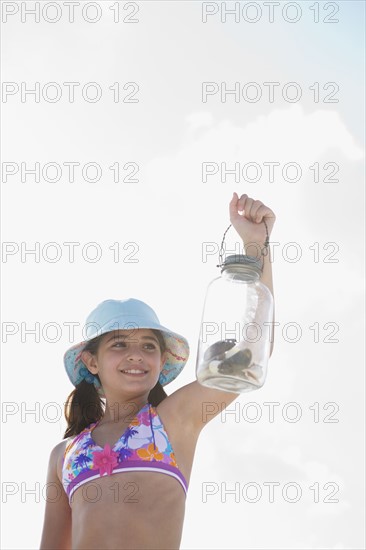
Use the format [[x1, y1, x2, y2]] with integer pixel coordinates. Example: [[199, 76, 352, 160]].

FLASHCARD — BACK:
[[120, 369, 148, 376]]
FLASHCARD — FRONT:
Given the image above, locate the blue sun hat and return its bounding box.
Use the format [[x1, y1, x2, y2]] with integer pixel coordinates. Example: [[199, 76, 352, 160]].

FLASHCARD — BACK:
[[63, 298, 190, 398]]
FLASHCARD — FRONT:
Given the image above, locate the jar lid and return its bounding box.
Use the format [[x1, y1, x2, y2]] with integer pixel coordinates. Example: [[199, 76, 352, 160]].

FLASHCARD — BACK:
[[221, 254, 262, 280]]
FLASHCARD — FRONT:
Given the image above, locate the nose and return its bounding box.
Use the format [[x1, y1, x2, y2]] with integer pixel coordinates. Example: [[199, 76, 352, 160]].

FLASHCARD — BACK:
[[126, 344, 143, 361]]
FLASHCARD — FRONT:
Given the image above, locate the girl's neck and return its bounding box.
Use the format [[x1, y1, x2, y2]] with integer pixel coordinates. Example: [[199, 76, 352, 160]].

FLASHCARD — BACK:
[[101, 398, 149, 425]]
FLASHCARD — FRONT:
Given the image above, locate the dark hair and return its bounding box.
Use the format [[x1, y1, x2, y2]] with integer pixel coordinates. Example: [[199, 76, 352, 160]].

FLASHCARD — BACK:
[[63, 329, 168, 438]]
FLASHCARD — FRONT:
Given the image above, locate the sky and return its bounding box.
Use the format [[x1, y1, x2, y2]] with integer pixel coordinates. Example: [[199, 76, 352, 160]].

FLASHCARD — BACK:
[[1, 1, 365, 549]]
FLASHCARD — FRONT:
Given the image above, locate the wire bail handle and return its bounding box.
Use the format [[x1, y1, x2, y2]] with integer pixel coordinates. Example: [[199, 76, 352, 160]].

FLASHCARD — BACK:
[[216, 219, 270, 272]]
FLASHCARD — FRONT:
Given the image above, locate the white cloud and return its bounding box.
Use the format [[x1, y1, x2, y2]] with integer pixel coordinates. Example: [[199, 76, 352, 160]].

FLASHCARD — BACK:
[[185, 111, 214, 133], [177, 104, 365, 164]]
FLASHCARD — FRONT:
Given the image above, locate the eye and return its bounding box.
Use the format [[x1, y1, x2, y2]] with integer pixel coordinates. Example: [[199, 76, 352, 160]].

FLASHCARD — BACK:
[[112, 342, 157, 350]]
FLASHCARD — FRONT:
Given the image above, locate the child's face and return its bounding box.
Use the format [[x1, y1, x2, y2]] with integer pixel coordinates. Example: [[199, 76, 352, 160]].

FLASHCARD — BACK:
[[82, 328, 165, 393]]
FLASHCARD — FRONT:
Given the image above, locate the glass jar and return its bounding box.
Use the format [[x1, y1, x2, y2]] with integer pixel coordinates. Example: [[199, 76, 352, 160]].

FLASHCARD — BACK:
[[196, 254, 273, 393]]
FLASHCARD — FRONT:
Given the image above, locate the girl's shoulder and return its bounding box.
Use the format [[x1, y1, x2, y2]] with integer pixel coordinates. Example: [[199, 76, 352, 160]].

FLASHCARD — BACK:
[[51, 437, 71, 459], [53, 437, 74, 482], [48, 437, 72, 480]]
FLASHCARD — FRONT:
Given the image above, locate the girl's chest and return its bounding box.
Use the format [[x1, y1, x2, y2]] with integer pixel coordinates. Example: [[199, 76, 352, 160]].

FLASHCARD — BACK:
[[155, 400, 201, 486], [60, 402, 201, 487]]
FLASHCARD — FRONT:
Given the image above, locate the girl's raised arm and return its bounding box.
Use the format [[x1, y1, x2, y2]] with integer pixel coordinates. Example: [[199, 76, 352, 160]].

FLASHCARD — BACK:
[[165, 193, 276, 434], [229, 192, 276, 355], [39, 443, 71, 550]]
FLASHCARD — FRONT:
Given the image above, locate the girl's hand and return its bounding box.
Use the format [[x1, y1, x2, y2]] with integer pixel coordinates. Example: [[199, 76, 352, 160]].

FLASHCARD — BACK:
[[229, 192, 276, 246]]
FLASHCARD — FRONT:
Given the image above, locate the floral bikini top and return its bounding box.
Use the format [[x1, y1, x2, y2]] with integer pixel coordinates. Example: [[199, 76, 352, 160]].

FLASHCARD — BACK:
[[62, 402, 188, 504]]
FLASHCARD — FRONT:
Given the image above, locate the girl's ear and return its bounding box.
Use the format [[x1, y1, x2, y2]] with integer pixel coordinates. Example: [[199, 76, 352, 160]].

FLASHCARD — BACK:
[[81, 350, 98, 374], [160, 352, 167, 370]]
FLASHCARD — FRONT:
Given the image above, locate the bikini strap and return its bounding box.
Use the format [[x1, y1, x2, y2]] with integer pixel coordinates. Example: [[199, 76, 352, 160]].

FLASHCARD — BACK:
[[148, 403, 156, 450]]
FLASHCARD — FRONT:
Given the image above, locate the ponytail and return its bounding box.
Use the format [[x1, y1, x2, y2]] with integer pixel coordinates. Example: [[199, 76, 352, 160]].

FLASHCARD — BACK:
[[63, 379, 104, 438], [148, 380, 168, 407], [148, 329, 168, 406], [63, 328, 168, 438]]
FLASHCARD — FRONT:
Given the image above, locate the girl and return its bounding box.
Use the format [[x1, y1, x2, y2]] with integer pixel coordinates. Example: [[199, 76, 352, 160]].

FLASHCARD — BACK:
[[40, 192, 276, 549]]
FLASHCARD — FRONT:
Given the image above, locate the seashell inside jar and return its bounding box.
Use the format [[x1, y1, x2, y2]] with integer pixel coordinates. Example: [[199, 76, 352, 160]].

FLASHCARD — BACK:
[[199, 338, 263, 392]]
